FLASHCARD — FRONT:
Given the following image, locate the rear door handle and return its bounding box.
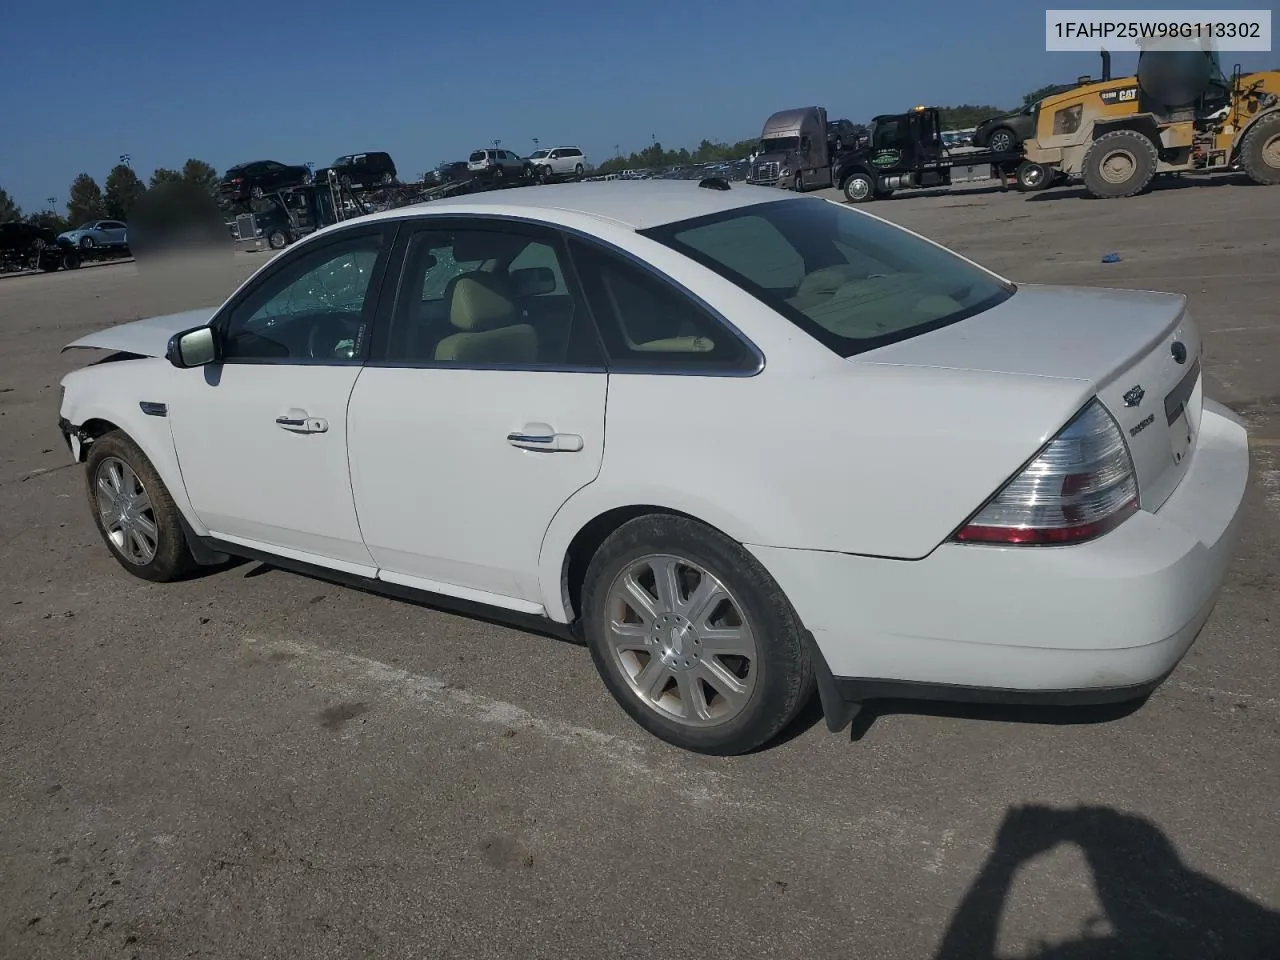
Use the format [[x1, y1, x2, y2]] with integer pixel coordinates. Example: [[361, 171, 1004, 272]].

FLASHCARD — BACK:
[[507, 423, 583, 452]]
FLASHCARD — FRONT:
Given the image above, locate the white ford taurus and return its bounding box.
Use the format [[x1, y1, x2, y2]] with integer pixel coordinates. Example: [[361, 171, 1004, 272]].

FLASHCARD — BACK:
[[58, 179, 1251, 755]]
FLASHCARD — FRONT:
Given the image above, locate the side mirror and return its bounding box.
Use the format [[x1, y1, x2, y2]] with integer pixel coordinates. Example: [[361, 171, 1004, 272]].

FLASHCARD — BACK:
[[166, 325, 219, 368], [510, 266, 556, 297]]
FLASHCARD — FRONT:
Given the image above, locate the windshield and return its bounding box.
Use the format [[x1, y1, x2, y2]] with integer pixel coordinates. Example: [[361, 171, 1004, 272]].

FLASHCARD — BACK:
[[528, 150, 548, 159], [331, 156, 352, 166], [758, 136, 799, 153], [639, 198, 1014, 358]]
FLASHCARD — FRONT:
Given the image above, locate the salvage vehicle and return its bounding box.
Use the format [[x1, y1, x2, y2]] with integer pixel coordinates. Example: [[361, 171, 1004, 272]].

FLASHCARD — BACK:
[[1021, 44, 1280, 198], [218, 160, 312, 204], [57, 180, 1249, 756], [528, 146, 589, 182], [59, 219, 130, 252], [311, 152, 398, 189], [466, 148, 533, 186], [0, 221, 81, 272]]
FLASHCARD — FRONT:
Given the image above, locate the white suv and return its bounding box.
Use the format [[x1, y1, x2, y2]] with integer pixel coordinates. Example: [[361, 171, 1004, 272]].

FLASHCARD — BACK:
[[529, 146, 589, 182]]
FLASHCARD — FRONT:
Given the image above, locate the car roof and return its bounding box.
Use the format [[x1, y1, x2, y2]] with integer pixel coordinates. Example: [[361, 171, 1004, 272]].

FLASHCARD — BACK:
[[360, 180, 799, 231]]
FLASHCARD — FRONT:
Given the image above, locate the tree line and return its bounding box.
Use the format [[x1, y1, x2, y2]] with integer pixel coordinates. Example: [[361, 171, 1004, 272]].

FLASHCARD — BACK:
[[0, 159, 220, 235]]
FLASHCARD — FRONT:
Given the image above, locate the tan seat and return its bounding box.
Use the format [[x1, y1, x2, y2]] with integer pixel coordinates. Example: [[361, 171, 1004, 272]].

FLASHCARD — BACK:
[[434, 272, 538, 365]]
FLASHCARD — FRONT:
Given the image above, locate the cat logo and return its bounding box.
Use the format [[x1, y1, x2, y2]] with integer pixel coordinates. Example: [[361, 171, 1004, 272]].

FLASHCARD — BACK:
[[1100, 86, 1140, 105]]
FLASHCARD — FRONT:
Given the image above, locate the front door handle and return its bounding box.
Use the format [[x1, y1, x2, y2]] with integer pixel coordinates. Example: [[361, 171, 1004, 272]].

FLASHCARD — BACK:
[[507, 423, 583, 452], [276, 409, 329, 434]]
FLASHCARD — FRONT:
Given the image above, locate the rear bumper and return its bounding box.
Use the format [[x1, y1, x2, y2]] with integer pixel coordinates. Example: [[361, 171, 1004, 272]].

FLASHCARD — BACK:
[[749, 400, 1251, 719]]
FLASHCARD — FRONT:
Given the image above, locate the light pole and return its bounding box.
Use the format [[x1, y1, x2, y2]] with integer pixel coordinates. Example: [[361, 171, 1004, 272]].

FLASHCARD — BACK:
[[532, 138, 539, 151], [47, 197, 56, 210], [119, 154, 131, 168], [493, 138, 501, 150]]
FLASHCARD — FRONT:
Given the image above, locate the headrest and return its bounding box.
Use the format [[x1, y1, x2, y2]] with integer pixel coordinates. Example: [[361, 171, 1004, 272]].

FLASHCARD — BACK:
[[448, 272, 516, 332], [796, 264, 862, 299]]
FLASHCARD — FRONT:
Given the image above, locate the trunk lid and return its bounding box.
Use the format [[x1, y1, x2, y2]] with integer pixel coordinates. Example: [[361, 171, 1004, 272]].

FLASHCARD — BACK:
[[858, 283, 1202, 512]]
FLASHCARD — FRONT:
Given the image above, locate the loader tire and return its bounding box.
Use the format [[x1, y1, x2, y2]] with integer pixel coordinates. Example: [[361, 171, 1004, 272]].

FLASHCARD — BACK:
[[1238, 112, 1280, 186], [1082, 130, 1158, 198]]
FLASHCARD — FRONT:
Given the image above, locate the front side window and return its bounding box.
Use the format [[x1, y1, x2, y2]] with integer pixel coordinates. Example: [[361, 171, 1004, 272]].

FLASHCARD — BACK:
[[640, 198, 1013, 358], [385, 226, 599, 368], [221, 230, 385, 362]]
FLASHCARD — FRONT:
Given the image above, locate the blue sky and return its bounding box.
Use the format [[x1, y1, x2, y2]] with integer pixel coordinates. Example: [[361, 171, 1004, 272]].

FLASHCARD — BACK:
[[1, 0, 1274, 212]]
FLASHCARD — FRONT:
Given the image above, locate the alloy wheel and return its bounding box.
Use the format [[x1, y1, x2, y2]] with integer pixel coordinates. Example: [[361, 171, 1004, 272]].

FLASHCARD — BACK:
[[603, 554, 758, 727], [94, 456, 159, 565]]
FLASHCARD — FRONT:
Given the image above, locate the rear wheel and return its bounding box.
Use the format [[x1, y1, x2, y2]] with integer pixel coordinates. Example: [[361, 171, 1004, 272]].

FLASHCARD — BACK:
[[267, 229, 289, 250], [842, 172, 875, 203], [84, 431, 198, 582], [1238, 112, 1280, 186], [581, 514, 815, 755], [1082, 130, 1158, 198], [1015, 160, 1054, 191]]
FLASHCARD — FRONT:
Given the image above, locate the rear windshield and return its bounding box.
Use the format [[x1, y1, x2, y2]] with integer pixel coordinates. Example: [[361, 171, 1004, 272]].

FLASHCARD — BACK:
[[469, 151, 488, 161], [639, 198, 1014, 358]]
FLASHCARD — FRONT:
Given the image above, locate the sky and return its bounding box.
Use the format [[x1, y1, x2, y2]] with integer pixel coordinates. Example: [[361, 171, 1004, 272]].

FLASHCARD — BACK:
[[1, 0, 1274, 213]]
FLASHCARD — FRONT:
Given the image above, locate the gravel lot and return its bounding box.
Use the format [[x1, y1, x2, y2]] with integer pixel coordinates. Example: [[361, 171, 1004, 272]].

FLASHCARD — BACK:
[[3, 176, 1278, 960]]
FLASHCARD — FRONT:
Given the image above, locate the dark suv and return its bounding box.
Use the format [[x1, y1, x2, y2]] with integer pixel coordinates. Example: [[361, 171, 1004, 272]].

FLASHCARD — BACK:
[[311, 151, 398, 189], [218, 160, 311, 202]]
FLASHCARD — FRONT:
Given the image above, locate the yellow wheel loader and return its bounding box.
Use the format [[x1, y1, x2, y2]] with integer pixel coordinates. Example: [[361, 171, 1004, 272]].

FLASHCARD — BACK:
[[1019, 40, 1280, 198]]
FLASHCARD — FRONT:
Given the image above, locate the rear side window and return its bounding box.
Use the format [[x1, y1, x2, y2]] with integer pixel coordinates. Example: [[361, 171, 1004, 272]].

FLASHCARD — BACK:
[[640, 198, 1013, 358], [569, 240, 757, 373]]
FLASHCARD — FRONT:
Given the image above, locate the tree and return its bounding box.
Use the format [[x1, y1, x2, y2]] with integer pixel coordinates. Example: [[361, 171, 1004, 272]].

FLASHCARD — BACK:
[[937, 105, 1012, 129], [26, 210, 69, 234], [181, 158, 219, 198], [149, 167, 184, 188], [104, 164, 146, 220], [593, 136, 759, 175], [1022, 83, 1069, 106], [0, 186, 20, 222], [66, 173, 106, 227]]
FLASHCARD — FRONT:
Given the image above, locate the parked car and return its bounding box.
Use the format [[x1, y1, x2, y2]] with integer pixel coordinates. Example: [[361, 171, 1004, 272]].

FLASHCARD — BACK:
[[826, 118, 861, 152], [528, 145, 589, 182], [56, 181, 1249, 756], [466, 148, 532, 186], [311, 152, 398, 189], [434, 161, 476, 188], [58, 219, 129, 251], [218, 160, 312, 203], [1, 221, 80, 271]]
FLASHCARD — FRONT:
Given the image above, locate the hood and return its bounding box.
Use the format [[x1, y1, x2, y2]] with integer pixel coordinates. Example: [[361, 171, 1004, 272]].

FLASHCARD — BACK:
[[61, 308, 216, 357]]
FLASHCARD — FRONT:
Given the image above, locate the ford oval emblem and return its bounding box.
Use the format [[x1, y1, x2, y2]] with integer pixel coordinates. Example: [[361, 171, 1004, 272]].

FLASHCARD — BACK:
[[1171, 341, 1187, 364]]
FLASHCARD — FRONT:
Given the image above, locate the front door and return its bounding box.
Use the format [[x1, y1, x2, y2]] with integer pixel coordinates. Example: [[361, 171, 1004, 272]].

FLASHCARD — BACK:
[[168, 223, 395, 574], [347, 219, 607, 608]]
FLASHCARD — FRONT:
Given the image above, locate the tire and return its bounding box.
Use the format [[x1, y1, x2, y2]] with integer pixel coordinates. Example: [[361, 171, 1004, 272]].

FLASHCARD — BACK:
[[793, 173, 804, 193], [574, 163, 584, 180], [62, 250, 82, 269], [1015, 160, 1054, 191], [79, 236, 95, 250], [580, 514, 815, 755], [250, 184, 265, 200], [380, 171, 395, 185], [1238, 112, 1280, 186], [267, 229, 289, 250], [84, 431, 199, 583], [540, 165, 553, 184], [1082, 130, 1158, 198], [987, 128, 1017, 153], [842, 172, 875, 203]]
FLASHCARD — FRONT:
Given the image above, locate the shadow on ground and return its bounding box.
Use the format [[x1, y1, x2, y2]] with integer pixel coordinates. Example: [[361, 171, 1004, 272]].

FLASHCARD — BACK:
[[934, 805, 1280, 959]]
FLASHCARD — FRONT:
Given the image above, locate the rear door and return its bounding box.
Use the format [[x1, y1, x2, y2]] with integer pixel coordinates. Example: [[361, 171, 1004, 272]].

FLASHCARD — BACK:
[[346, 217, 608, 608]]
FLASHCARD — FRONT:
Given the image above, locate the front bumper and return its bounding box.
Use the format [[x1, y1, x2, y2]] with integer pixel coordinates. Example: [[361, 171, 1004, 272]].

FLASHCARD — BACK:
[[748, 401, 1251, 722]]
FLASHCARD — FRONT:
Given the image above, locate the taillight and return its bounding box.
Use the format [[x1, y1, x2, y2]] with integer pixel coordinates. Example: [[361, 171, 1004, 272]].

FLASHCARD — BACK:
[[953, 398, 1138, 546]]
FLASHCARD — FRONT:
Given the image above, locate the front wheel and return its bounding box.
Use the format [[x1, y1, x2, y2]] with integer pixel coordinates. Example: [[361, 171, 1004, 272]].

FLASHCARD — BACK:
[[842, 172, 875, 202], [267, 229, 289, 250], [581, 514, 815, 755], [84, 431, 199, 582], [1238, 112, 1280, 186], [574, 163, 584, 180], [988, 128, 1017, 153], [1082, 129, 1158, 198], [79, 236, 96, 250]]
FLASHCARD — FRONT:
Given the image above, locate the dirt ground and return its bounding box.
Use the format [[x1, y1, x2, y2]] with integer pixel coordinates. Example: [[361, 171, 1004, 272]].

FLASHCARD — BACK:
[[2, 175, 1278, 960]]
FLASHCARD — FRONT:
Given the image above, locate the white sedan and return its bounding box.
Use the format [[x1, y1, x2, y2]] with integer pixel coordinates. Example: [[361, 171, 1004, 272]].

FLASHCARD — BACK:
[[57, 179, 1250, 755]]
